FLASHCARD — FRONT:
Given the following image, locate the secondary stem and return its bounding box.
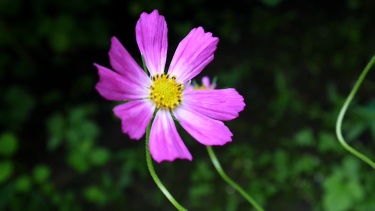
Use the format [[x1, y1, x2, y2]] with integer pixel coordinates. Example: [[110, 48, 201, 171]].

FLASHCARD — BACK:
[[207, 146, 264, 211], [335, 55, 375, 169], [145, 122, 188, 211]]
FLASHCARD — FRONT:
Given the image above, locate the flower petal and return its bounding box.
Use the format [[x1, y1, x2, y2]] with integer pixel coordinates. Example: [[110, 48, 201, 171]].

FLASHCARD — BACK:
[[174, 105, 233, 146], [182, 88, 245, 121], [95, 64, 149, 101], [168, 27, 219, 83], [136, 10, 168, 75], [201, 76, 211, 88], [109, 36, 151, 88], [113, 100, 155, 140], [150, 109, 192, 162]]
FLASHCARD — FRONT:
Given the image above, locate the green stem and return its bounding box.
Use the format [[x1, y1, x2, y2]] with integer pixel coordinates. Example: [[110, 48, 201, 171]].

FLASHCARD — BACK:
[[335, 55, 375, 169], [206, 146, 264, 211], [145, 122, 188, 211]]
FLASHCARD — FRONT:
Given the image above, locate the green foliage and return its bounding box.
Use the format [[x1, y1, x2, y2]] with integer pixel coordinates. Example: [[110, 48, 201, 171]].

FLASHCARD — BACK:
[[0, 133, 18, 157], [294, 128, 314, 147], [15, 175, 32, 193], [0, 161, 13, 184], [46, 105, 105, 173], [347, 100, 375, 141], [0, 86, 36, 130], [323, 158, 365, 211], [84, 185, 107, 205], [32, 165, 51, 184], [259, 0, 283, 7], [89, 147, 110, 166], [189, 161, 215, 207]]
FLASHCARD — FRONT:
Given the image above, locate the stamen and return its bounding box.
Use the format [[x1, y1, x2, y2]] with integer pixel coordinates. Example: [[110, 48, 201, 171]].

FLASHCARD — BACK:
[[149, 73, 183, 110]]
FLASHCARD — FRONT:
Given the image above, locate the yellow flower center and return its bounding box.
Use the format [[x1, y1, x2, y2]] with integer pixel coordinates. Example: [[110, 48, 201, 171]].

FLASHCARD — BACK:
[[149, 73, 183, 110], [193, 85, 209, 90]]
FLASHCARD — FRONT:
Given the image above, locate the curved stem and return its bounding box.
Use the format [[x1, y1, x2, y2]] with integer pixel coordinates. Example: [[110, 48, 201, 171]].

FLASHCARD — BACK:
[[335, 55, 375, 169], [206, 146, 264, 211], [145, 122, 188, 211]]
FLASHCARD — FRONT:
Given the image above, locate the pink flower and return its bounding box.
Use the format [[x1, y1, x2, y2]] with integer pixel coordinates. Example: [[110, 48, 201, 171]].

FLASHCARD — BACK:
[[199, 76, 216, 89], [94, 10, 245, 162], [187, 76, 216, 91]]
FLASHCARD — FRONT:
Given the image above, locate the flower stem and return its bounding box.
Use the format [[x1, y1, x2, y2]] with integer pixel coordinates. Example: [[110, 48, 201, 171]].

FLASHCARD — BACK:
[[206, 146, 264, 211], [145, 122, 188, 211], [335, 55, 375, 170]]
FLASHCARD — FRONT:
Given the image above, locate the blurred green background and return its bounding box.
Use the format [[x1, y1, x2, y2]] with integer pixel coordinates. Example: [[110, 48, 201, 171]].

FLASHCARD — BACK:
[[1, 0, 375, 210]]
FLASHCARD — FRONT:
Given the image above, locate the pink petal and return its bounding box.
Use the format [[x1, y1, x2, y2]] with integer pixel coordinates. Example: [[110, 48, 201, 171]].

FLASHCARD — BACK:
[[201, 76, 211, 88], [109, 37, 151, 88], [113, 100, 155, 140], [95, 64, 149, 101], [182, 88, 245, 121], [149, 109, 192, 162], [184, 84, 194, 91], [168, 27, 219, 83], [136, 10, 168, 75], [173, 105, 233, 146]]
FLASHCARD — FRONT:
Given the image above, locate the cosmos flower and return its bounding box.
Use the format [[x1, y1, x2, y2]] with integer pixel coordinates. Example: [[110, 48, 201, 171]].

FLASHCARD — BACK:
[[187, 76, 217, 91], [94, 10, 245, 162]]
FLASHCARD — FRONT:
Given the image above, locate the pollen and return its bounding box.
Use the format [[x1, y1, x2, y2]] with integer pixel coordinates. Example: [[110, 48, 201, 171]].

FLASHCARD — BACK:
[[149, 73, 183, 110]]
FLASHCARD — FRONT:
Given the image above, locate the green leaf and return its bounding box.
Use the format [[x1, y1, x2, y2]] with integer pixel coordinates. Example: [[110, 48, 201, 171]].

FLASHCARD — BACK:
[[32, 165, 51, 184], [0, 161, 13, 183], [273, 150, 289, 182], [323, 159, 365, 211], [294, 128, 314, 146], [48, 15, 75, 53], [318, 132, 338, 152], [0, 182, 15, 209], [292, 155, 319, 175], [46, 113, 65, 151], [15, 175, 32, 192], [67, 152, 89, 173], [323, 172, 351, 211], [189, 183, 212, 201], [345, 122, 366, 141], [259, 0, 282, 7], [1, 86, 36, 130], [347, 180, 364, 200], [89, 147, 110, 166], [342, 157, 360, 179], [83, 186, 107, 204], [0, 133, 18, 156]]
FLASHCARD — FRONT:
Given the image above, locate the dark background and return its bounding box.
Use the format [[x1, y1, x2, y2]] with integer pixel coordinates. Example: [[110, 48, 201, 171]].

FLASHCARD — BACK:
[[1, 0, 375, 210]]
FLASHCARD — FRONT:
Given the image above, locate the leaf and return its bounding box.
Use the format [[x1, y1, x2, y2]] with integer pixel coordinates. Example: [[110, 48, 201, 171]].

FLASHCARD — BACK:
[[259, 0, 282, 7], [323, 158, 365, 211], [273, 150, 289, 182], [89, 147, 110, 166], [66, 152, 89, 173], [46, 113, 65, 151], [0, 132, 18, 156], [0, 182, 15, 209], [294, 128, 314, 146], [32, 165, 51, 184], [15, 175, 32, 192], [345, 122, 366, 141], [323, 172, 351, 211], [292, 155, 319, 175], [83, 186, 107, 204], [1, 86, 36, 130], [0, 161, 13, 184], [318, 132, 338, 152]]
